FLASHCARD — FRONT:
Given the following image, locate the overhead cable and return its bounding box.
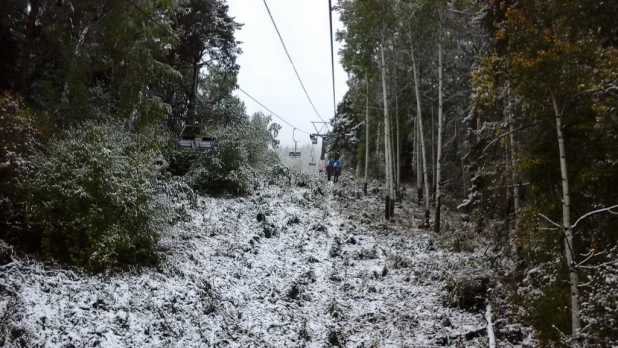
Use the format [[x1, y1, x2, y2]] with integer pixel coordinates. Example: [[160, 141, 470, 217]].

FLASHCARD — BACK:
[[329, 0, 337, 118], [238, 88, 310, 134], [262, 0, 327, 123]]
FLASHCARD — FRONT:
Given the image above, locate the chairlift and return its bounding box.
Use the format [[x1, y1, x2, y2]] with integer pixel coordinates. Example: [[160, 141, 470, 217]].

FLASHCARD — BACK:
[[310, 134, 318, 145], [289, 128, 302, 158], [309, 147, 316, 166], [178, 125, 217, 151]]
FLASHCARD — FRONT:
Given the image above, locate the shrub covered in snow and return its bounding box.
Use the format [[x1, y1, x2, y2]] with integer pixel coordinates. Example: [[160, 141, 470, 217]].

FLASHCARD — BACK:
[[23, 121, 167, 272], [184, 112, 280, 195], [0, 92, 41, 248], [184, 138, 257, 195], [579, 246, 618, 346]]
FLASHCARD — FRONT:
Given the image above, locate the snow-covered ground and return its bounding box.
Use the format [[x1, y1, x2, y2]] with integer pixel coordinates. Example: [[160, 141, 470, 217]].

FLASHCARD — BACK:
[[1, 177, 526, 347]]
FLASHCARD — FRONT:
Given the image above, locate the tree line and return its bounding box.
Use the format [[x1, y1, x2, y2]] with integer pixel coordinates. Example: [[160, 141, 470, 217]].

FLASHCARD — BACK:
[[0, 0, 280, 272], [332, 0, 618, 345]]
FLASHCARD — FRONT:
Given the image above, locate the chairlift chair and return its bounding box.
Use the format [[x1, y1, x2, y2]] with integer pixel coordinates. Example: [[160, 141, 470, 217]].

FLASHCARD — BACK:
[[308, 147, 316, 166], [178, 125, 217, 151], [288, 128, 302, 158]]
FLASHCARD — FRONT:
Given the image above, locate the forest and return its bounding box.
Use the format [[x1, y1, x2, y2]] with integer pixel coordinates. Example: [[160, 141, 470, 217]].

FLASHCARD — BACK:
[[1, 0, 617, 347], [331, 0, 618, 346]]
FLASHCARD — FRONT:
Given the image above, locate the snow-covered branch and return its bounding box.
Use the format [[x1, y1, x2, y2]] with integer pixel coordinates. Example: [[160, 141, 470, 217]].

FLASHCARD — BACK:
[[572, 205, 618, 229], [537, 213, 562, 229], [577, 250, 605, 268], [481, 122, 540, 155]]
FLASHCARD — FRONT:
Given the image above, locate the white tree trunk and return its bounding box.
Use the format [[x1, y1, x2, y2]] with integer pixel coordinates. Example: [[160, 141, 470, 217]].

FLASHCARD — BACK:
[[508, 92, 520, 217], [508, 86, 520, 255], [435, 40, 444, 233], [376, 120, 381, 169], [396, 93, 401, 198], [413, 110, 422, 200], [432, 103, 435, 190], [380, 30, 395, 216], [364, 79, 370, 195], [486, 303, 496, 348], [551, 92, 581, 339], [410, 42, 431, 226]]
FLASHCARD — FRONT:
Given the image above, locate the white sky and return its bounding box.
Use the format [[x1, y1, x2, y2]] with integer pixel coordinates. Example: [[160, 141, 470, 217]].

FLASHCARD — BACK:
[[227, 0, 349, 148]]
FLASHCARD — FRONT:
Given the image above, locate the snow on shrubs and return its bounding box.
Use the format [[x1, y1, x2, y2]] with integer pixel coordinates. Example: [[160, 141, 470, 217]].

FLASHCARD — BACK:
[[24, 121, 167, 272], [183, 113, 280, 195], [0, 92, 40, 247]]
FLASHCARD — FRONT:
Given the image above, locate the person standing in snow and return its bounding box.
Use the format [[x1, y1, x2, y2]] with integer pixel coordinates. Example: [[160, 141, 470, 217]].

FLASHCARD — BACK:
[[326, 158, 334, 181], [333, 158, 342, 183]]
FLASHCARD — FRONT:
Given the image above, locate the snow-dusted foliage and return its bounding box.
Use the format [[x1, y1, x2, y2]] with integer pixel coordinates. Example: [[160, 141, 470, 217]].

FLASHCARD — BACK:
[[330, 91, 362, 162], [23, 121, 167, 272], [185, 113, 279, 196], [579, 246, 618, 346], [0, 178, 537, 347], [0, 92, 40, 246]]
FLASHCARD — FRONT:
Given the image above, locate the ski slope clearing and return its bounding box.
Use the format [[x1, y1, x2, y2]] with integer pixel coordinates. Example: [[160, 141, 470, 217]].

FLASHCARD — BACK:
[[0, 178, 532, 347]]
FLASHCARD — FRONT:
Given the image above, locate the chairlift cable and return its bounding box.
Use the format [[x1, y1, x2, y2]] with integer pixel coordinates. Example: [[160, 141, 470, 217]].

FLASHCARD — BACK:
[[238, 88, 310, 134], [262, 0, 328, 124], [329, 0, 337, 119]]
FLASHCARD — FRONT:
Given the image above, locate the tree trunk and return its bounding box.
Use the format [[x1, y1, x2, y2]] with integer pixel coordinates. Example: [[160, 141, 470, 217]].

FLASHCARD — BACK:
[[435, 40, 444, 233], [19, 0, 40, 95], [507, 85, 520, 256], [486, 303, 496, 348], [376, 120, 381, 170], [411, 42, 431, 226], [431, 103, 435, 192], [551, 92, 581, 340], [396, 92, 401, 200], [415, 110, 423, 202], [508, 91, 520, 218], [457, 121, 467, 197], [364, 79, 370, 195], [380, 28, 395, 218], [188, 57, 200, 121]]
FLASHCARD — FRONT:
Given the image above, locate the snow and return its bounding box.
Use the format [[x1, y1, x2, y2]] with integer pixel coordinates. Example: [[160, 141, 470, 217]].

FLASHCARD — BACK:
[[0, 177, 526, 347]]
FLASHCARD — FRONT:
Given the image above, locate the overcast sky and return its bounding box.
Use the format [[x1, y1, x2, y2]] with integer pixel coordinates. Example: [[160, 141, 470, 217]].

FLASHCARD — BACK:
[[227, 0, 349, 148]]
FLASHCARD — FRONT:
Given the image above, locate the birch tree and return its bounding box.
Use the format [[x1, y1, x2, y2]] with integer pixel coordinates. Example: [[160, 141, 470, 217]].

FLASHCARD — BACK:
[[409, 39, 431, 226], [380, 25, 396, 217], [479, 0, 618, 342], [364, 79, 370, 195]]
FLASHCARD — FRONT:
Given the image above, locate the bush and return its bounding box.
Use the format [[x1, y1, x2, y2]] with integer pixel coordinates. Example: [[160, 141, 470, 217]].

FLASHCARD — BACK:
[[184, 143, 256, 195], [183, 113, 280, 196], [0, 92, 41, 248], [24, 121, 167, 272]]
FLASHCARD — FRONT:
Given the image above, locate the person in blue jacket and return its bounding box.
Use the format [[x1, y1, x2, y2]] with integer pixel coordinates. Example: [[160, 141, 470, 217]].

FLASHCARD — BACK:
[[333, 158, 342, 183], [326, 158, 334, 181]]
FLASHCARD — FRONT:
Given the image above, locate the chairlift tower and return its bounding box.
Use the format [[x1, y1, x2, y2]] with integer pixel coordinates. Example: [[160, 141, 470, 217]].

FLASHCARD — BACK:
[[309, 121, 338, 160]]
